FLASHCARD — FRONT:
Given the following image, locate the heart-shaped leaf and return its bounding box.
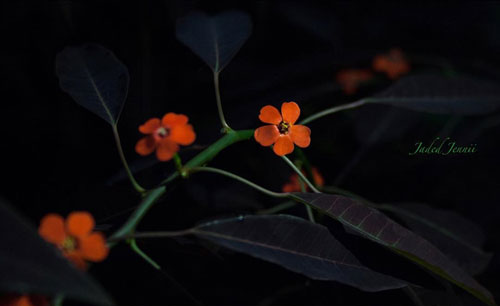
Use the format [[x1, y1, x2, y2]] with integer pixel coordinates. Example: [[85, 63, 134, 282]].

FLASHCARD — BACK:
[[176, 10, 252, 73], [193, 214, 407, 292], [380, 203, 492, 275], [0, 199, 113, 305], [291, 193, 495, 306], [366, 74, 500, 115], [56, 43, 129, 125]]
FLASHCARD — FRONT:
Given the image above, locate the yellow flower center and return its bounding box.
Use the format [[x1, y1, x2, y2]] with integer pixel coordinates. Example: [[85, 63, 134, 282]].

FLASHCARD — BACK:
[[278, 121, 290, 135], [62, 236, 77, 252]]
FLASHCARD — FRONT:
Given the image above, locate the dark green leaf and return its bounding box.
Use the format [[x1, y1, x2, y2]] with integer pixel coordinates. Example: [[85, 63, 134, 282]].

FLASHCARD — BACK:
[[0, 199, 113, 305], [367, 74, 500, 115], [381, 203, 492, 275], [292, 193, 495, 305], [193, 214, 407, 292], [56, 43, 129, 125], [176, 10, 252, 73]]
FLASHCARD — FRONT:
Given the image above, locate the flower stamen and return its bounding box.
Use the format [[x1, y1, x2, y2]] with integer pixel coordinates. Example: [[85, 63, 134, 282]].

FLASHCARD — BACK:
[[62, 236, 77, 252], [278, 121, 290, 134], [155, 126, 170, 139]]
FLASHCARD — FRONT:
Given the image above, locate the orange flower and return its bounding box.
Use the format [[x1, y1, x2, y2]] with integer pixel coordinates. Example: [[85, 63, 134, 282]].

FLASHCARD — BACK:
[[38, 212, 109, 270], [0, 295, 48, 306], [135, 113, 196, 161], [282, 167, 324, 192], [336, 69, 373, 95], [372, 48, 410, 79], [254, 102, 311, 156]]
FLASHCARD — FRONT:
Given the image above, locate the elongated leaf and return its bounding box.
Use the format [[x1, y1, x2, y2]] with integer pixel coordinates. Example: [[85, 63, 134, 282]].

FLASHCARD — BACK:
[[381, 203, 492, 275], [292, 193, 495, 305], [176, 10, 252, 73], [366, 74, 500, 115], [56, 43, 129, 125], [0, 199, 113, 305], [193, 214, 406, 292]]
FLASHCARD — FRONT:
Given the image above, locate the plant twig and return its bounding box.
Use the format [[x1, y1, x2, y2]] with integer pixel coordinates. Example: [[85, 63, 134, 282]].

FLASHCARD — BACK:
[[257, 201, 297, 215], [129, 238, 161, 270], [112, 125, 146, 194], [281, 156, 320, 193], [299, 99, 366, 125], [190, 166, 288, 199], [213, 71, 231, 132]]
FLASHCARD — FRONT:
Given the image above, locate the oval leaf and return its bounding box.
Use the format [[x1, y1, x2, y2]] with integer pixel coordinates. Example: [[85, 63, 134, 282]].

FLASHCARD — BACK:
[[367, 74, 500, 115], [0, 199, 113, 305], [56, 43, 129, 125], [292, 193, 495, 306], [381, 203, 492, 275], [176, 10, 252, 73], [193, 214, 406, 292]]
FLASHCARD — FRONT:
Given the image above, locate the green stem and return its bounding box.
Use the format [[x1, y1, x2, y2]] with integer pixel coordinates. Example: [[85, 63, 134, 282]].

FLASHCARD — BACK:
[[257, 201, 296, 215], [160, 130, 254, 185], [129, 229, 194, 240], [173, 153, 183, 173], [109, 130, 254, 246], [112, 125, 146, 194], [129, 238, 161, 270], [298, 178, 315, 223], [299, 100, 366, 125], [52, 294, 64, 306], [294, 148, 313, 179], [190, 166, 288, 199], [109, 186, 166, 244], [214, 71, 231, 132], [281, 156, 320, 193]]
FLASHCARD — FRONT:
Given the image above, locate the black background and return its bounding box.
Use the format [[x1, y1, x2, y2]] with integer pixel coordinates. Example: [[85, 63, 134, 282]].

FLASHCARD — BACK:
[[1, 1, 500, 305]]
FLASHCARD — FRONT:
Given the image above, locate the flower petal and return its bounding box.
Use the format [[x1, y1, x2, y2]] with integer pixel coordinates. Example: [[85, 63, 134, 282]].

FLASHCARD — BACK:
[[39, 214, 66, 245], [0, 295, 32, 306], [282, 174, 301, 193], [135, 136, 156, 156], [156, 139, 179, 161], [372, 55, 389, 72], [258, 105, 282, 125], [66, 211, 94, 238], [290, 125, 311, 148], [273, 135, 294, 156], [281, 102, 300, 124], [170, 124, 196, 145], [138, 118, 161, 134], [312, 168, 325, 187], [79, 232, 109, 262], [254, 125, 279, 146], [65, 252, 87, 270], [162, 113, 188, 127]]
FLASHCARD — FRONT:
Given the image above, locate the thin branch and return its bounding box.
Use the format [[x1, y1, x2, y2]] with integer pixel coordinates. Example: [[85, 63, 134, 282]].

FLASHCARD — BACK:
[[190, 166, 288, 199], [299, 100, 366, 125]]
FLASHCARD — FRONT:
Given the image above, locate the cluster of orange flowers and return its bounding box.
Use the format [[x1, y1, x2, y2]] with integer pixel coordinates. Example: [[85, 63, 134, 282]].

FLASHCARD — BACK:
[[2, 44, 413, 306], [336, 48, 410, 95], [10, 48, 412, 305]]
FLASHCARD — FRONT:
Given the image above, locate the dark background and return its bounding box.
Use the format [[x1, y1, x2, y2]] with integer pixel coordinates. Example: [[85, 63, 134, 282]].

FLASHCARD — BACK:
[[1, 1, 500, 305]]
